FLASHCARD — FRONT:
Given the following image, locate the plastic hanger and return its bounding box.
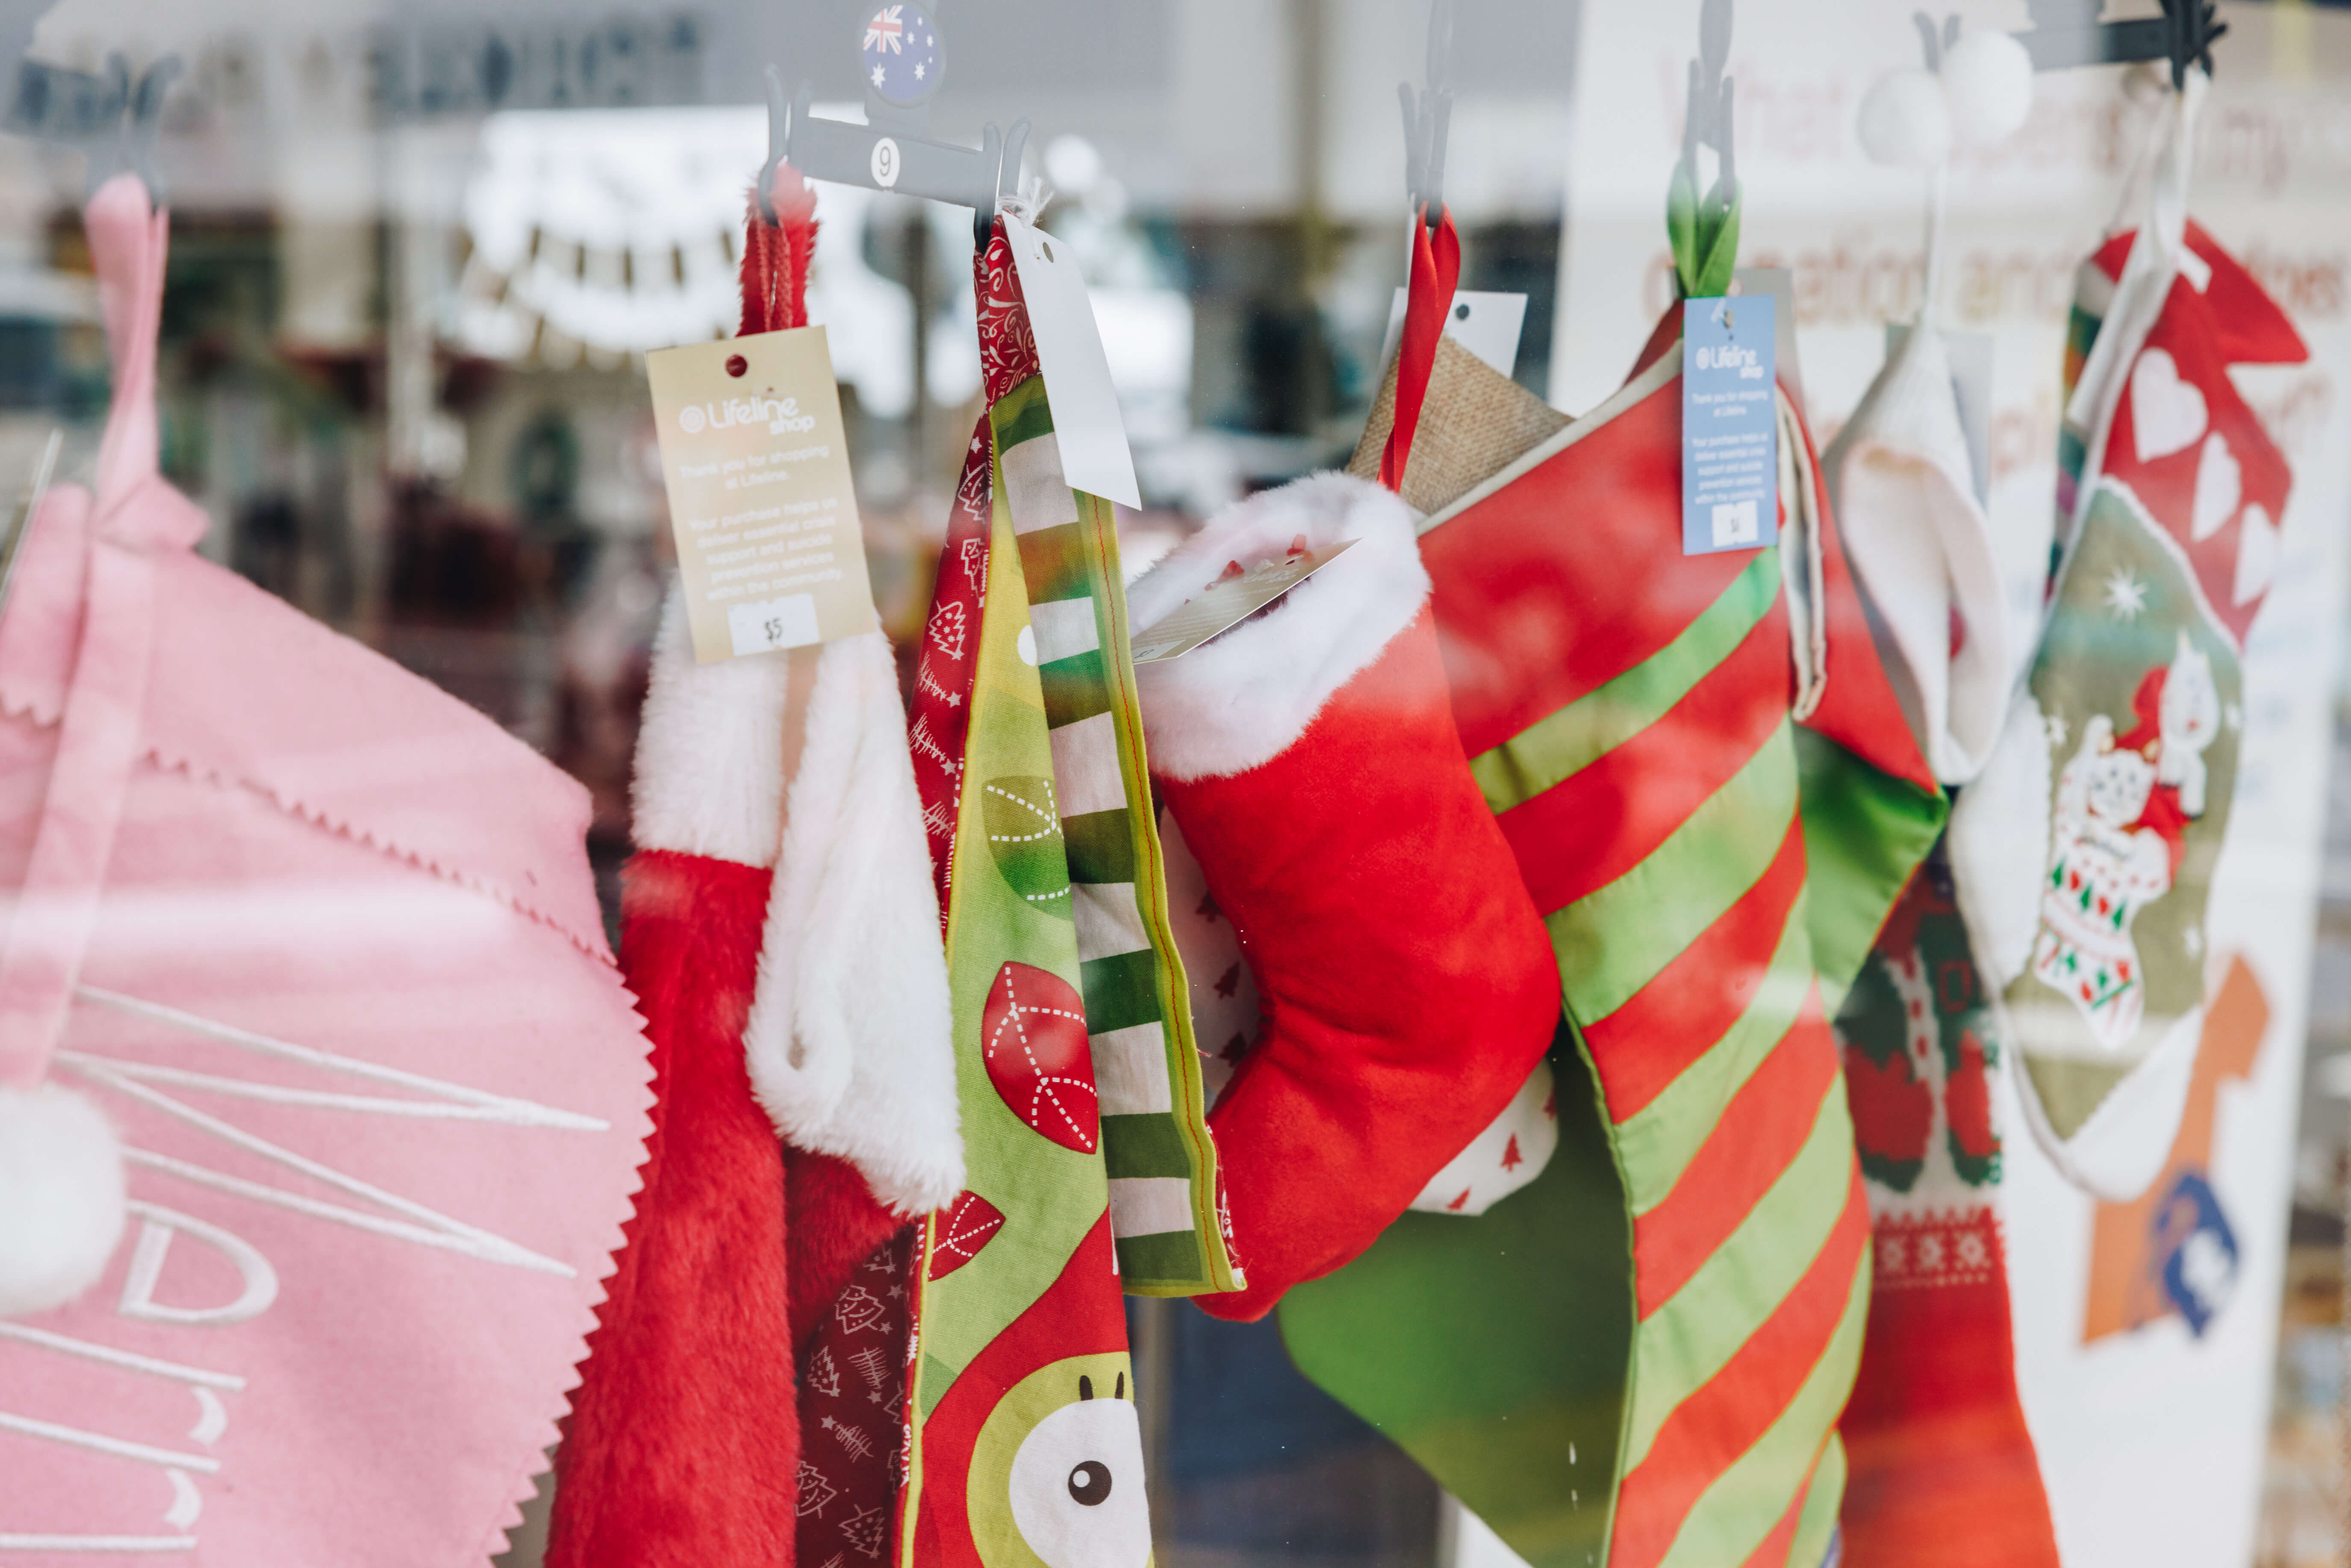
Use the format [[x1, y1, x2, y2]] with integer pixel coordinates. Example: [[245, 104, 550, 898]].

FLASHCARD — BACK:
[[1397, 0, 1453, 229], [2009, 0, 2224, 86], [1669, 0, 1739, 300], [757, 3, 1029, 252]]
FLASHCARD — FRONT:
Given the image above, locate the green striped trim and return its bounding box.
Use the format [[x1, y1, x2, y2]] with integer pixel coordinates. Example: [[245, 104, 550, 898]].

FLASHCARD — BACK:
[[1115, 1228, 1205, 1282], [1785, 1432, 1845, 1568], [1469, 550, 1780, 815], [1040, 647, 1114, 728], [991, 376, 1237, 1294], [995, 376, 1056, 451], [1622, 1081, 1854, 1471], [1016, 522, 1093, 607], [1102, 1112, 1194, 1179], [1655, 1257, 1867, 1568], [1080, 950, 1161, 1037], [1614, 912, 1814, 1215], [1549, 721, 1800, 1023], [1793, 728, 1946, 1016], [1061, 809, 1137, 883]]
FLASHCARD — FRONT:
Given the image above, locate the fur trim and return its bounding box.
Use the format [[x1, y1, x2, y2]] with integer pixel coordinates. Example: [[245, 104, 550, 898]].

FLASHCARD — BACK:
[[1825, 326, 2013, 785], [0, 1080, 126, 1317], [1130, 473, 1429, 781], [629, 583, 798, 868], [1948, 694, 2052, 991], [741, 632, 962, 1215]]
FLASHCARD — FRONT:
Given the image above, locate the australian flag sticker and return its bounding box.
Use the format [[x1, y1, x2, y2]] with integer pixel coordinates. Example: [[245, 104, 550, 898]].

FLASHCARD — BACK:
[[862, 3, 943, 106]]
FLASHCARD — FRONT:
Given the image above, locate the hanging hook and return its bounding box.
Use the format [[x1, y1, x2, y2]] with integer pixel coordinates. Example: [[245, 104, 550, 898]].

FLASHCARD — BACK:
[[1397, 0, 1455, 226], [1682, 0, 1737, 221], [2010, 0, 2224, 83], [757, 64, 791, 225]]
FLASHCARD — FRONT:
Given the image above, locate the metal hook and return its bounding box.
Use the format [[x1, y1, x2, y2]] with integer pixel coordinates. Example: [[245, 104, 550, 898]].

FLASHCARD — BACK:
[[1397, 0, 1455, 224], [758, 64, 791, 225]]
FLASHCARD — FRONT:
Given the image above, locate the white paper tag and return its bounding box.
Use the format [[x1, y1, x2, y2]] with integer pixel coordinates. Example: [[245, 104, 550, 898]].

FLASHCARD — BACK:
[[644, 326, 879, 663], [1129, 541, 1355, 663], [1000, 209, 1142, 509], [1377, 289, 1527, 380]]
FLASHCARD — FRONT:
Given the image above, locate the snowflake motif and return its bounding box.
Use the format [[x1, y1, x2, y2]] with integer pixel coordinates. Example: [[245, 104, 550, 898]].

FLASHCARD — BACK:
[[2103, 569, 2149, 620], [1879, 1235, 1908, 1276], [1955, 1229, 1990, 1270], [1915, 1231, 1946, 1273], [834, 1284, 887, 1336], [796, 1459, 840, 1518], [2045, 710, 2070, 750]]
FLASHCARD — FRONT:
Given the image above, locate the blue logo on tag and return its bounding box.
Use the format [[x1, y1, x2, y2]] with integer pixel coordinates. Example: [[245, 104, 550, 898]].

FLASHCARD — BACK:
[[2154, 1168, 2239, 1337], [1681, 295, 1778, 556]]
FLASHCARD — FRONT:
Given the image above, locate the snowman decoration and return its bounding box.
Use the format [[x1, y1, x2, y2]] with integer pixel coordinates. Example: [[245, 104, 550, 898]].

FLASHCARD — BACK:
[[2029, 633, 2219, 1048]]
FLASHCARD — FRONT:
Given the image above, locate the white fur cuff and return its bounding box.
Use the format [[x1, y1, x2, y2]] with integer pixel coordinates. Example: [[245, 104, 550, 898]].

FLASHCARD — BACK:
[[629, 582, 800, 869], [1129, 474, 1429, 782], [741, 631, 962, 1215]]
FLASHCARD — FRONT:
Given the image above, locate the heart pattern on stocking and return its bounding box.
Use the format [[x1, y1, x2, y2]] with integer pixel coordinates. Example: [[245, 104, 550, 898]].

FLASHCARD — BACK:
[[2131, 347, 2208, 462], [2190, 432, 2241, 542]]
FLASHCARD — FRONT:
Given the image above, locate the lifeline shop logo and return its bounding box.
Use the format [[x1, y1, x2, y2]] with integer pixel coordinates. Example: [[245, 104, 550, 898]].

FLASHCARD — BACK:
[[678, 396, 818, 436]]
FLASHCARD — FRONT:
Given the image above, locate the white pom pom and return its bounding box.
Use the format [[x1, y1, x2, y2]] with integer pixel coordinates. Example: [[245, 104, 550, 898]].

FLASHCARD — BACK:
[[1941, 30, 2035, 148], [1858, 68, 1953, 169], [0, 1081, 127, 1317]]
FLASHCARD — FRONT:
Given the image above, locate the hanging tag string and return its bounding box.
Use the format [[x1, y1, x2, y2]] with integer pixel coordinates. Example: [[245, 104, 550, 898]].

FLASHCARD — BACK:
[[1380, 202, 1461, 494]]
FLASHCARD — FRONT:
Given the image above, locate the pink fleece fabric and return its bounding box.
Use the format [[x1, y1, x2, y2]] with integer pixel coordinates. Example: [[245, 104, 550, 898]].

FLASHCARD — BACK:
[[0, 175, 651, 1565]]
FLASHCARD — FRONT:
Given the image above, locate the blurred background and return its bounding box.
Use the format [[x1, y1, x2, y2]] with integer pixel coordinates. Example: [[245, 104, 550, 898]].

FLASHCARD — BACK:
[[1, 0, 2349, 1564]]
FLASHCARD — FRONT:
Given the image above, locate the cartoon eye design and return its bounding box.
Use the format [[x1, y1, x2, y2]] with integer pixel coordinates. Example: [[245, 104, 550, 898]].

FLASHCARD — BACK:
[[1008, 1374, 1149, 1568], [1067, 1460, 1112, 1505]]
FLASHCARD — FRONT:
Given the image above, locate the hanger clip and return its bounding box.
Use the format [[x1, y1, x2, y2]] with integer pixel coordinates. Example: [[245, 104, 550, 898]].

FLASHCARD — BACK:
[[757, 3, 1029, 254]]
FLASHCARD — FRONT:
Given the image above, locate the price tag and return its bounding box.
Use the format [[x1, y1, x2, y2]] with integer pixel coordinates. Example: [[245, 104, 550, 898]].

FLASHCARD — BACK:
[[645, 325, 879, 663], [1128, 541, 1355, 663], [1681, 294, 1778, 556], [1000, 209, 1142, 509]]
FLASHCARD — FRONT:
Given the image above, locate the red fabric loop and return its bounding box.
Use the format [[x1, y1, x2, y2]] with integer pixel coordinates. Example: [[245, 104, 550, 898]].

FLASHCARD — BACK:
[[1379, 203, 1462, 494]]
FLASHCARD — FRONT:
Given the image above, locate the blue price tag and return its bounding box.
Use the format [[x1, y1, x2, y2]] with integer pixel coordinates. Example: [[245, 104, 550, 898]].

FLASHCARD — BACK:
[[1681, 295, 1778, 556]]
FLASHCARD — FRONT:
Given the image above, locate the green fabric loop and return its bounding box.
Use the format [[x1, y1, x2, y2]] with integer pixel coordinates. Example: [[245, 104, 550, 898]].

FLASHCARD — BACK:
[[1667, 165, 1742, 301]]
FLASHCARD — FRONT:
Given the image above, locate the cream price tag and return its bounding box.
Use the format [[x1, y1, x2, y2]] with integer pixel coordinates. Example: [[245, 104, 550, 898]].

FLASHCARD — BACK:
[[1129, 541, 1355, 663], [1001, 209, 1142, 509], [645, 326, 879, 663]]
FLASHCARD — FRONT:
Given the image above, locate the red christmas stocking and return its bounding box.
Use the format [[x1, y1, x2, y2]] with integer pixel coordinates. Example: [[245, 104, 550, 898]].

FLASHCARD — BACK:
[[1127, 473, 1562, 1322], [1834, 851, 2059, 1566], [550, 169, 957, 1566]]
